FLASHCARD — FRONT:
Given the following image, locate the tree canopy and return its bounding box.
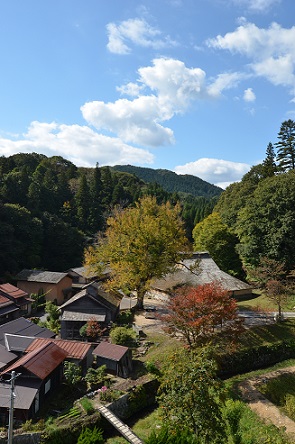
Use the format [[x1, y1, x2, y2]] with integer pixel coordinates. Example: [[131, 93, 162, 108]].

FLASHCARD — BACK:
[[192, 212, 243, 276], [276, 119, 295, 171], [84, 196, 189, 309], [158, 347, 227, 443], [162, 283, 244, 347], [236, 171, 295, 270]]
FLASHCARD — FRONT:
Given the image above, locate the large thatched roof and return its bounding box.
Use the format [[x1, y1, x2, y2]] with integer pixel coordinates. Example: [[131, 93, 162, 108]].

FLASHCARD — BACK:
[[150, 252, 252, 295]]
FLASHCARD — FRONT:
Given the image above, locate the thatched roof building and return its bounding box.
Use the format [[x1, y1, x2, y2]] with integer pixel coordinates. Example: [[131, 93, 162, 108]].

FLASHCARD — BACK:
[[149, 252, 252, 300]]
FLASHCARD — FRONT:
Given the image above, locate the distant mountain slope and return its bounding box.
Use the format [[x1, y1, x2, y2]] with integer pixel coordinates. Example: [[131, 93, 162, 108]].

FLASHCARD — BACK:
[[112, 165, 223, 198]]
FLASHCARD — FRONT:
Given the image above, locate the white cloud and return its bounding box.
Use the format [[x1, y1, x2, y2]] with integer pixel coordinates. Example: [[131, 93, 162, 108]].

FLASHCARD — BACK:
[[116, 82, 144, 96], [82, 58, 222, 147], [231, 0, 281, 12], [106, 18, 177, 54], [243, 87, 256, 102], [207, 72, 245, 97], [0, 121, 154, 167], [207, 22, 295, 94], [174, 158, 251, 188]]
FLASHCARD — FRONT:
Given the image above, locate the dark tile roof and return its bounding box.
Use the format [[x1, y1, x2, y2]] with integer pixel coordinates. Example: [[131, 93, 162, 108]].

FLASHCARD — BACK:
[[0, 344, 17, 370], [93, 342, 128, 361], [4, 334, 36, 353], [0, 380, 39, 410], [0, 303, 19, 316], [67, 266, 98, 279], [0, 317, 55, 346], [16, 269, 69, 284], [26, 338, 92, 360], [59, 283, 121, 312], [1, 342, 67, 380]]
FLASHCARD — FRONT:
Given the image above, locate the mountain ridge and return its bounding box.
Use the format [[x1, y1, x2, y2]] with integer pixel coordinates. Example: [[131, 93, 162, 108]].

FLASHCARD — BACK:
[[112, 165, 223, 198]]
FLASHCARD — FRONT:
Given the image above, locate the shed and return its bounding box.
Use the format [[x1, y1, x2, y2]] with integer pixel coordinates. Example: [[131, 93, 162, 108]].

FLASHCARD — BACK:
[[93, 342, 132, 378]]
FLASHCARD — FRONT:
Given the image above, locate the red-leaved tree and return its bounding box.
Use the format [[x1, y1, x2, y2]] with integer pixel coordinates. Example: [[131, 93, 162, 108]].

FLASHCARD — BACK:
[[85, 318, 103, 341], [162, 283, 244, 347]]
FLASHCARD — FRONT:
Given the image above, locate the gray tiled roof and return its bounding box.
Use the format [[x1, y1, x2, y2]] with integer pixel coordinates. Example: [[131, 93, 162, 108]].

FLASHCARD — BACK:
[[0, 317, 55, 346], [61, 310, 106, 322], [16, 269, 69, 284]]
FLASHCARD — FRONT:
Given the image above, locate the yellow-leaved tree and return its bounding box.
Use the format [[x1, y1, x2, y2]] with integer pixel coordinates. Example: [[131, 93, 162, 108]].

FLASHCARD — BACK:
[[84, 196, 189, 309]]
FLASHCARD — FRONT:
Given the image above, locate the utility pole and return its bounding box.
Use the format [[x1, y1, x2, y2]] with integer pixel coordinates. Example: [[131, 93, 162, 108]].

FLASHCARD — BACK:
[[7, 371, 16, 444]]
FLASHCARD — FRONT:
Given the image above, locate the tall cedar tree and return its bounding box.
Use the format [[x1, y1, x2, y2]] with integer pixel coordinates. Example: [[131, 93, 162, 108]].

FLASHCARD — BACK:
[[84, 196, 189, 309], [276, 119, 295, 171], [262, 142, 277, 177], [162, 283, 244, 347]]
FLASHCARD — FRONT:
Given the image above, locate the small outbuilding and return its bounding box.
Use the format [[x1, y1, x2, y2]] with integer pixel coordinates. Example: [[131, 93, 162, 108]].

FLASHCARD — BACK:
[[93, 342, 133, 378]]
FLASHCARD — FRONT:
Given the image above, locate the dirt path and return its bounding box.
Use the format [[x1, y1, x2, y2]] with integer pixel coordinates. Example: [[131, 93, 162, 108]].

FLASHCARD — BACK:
[[238, 366, 295, 439]]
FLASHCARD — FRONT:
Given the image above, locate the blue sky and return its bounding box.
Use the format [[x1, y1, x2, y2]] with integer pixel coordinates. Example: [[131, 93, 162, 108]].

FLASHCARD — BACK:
[[0, 0, 294, 188]]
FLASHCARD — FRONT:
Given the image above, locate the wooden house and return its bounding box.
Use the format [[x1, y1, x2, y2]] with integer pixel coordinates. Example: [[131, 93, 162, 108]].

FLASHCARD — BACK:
[[0, 342, 67, 423], [16, 269, 73, 305], [0, 283, 32, 319], [0, 294, 19, 325], [0, 317, 55, 348], [25, 337, 94, 375], [59, 282, 121, 340]]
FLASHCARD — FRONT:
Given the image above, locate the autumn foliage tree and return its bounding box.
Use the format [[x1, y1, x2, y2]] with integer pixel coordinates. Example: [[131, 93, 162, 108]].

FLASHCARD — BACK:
[[162, 283, 244, 347], [80, 318, 103, 341], [84, 196, 189, 309]]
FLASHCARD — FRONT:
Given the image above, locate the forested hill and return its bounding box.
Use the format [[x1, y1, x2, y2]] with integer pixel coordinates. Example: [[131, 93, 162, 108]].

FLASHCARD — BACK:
[[112, 165, 222, 198], [0, 153, 220, 278]]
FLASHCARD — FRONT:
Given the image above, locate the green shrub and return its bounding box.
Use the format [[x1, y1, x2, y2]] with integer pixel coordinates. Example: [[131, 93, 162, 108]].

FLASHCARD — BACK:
[[110, 326, 136, 347], [217, 340, 295, 377], [144, 360, 161, 375], [116, 310, 134, 326], [80, 398, 95, 415], [77, 426, 104, 444], [285, 394, 295, 420], [84, 365, 107, 390]]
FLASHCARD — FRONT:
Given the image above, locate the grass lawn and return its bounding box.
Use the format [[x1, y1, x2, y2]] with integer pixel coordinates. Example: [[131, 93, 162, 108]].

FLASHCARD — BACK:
[[237, 290, 295, 312]]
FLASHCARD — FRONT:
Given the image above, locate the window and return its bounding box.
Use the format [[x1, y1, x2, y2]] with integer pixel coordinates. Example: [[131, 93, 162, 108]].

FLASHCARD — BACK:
[[45, 379, 51, 394]]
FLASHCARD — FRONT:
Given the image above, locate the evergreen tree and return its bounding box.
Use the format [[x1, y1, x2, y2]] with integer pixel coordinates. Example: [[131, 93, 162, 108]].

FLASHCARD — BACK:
[[101, 166, 113, 208], [89, 163, 103, 232], [75, 174, 91, 232], [262, 142, 277, 177], [276, 119, 295, 171]]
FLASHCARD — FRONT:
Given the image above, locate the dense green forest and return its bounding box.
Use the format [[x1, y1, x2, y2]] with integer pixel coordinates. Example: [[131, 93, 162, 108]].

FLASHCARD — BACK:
[[0, 153, 217, 279], [112, 164, 222, 198], [203, 119, 295, 277], [1, 119, 294, 282]]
